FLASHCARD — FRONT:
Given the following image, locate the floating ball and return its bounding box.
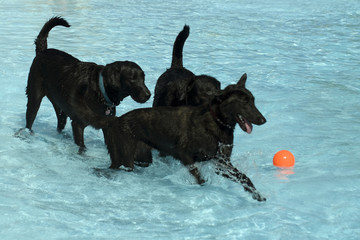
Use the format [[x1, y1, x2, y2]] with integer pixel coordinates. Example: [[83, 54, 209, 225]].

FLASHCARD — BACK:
[[273, 150, 295, 168]]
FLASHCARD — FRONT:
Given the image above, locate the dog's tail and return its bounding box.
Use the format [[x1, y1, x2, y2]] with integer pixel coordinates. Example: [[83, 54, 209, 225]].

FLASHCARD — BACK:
[[171, 25, 190, 68], [34, 16, 70, 55]]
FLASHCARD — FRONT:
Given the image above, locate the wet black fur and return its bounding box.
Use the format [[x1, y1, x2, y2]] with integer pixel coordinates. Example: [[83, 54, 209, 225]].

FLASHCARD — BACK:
[[105, 77, 267, 201], [153, 25, 221, 107], [22, 17, 151, 152]]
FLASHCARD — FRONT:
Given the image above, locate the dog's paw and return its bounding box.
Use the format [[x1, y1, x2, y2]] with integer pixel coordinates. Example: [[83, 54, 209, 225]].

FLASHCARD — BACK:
[[14, 128, 34, 139], [78, 146, 87, 155], [252, 191, 266, 202], [198, 178, 206, 185], [110, 165, 134, 172], [134, 161, 151, 168]]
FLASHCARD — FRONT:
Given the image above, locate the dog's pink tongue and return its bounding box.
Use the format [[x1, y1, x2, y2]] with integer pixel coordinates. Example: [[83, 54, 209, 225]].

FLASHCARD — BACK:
[[245, 120, 253, 134]]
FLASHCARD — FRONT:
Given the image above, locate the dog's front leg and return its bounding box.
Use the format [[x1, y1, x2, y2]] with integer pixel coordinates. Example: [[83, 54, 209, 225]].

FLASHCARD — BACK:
[[215, 160, 266, 202], [71, 120, 86, 154], [187, 164, 205, 185], [180, 154, 205, 184]]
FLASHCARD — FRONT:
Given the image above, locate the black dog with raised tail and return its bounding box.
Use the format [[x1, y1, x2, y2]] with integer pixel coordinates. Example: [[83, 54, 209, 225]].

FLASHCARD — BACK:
[[105, 74, 266, 201], [18, 17, 151, 153]]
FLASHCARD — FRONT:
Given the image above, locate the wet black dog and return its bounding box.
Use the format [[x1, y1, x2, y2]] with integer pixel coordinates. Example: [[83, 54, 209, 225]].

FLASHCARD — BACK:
[[133, 25, 221, 166], [105, 75, 266, 201], [153, 25, 220, 107], [20, 17, 151, 152]]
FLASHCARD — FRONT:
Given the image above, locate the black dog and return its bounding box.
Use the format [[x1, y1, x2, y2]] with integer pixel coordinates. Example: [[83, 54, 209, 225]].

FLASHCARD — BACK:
[[153, 25, 220, 107], [105, 75, 266, 201], [133, 25, 221, 167], [20, 17, 151, 152]]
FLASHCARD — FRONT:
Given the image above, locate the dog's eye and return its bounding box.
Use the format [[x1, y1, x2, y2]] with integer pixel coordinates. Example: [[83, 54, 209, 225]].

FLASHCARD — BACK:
[[131, 71, 144, 81], [242, 96, 251, 103], [205, 90, 217, 96]]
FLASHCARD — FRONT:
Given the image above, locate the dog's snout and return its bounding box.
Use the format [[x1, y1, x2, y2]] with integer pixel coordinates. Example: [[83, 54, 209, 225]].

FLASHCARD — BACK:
[[259, 116, 266, 125], [143, 88, 151, 101], [137, 87, 151, 103], [252, 114, 266, 125], [145, 89, 151, 98]]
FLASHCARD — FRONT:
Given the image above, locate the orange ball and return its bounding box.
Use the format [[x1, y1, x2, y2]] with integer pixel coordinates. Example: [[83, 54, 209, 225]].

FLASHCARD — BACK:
[[273, 150, 295, 168]]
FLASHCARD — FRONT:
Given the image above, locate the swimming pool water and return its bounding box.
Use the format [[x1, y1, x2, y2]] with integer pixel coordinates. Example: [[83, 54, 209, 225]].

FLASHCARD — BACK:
[[0, 0, 359, 239]]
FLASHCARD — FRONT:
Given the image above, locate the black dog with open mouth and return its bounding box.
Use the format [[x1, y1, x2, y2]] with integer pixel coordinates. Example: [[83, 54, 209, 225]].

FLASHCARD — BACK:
[[105, 74, 266, 201]]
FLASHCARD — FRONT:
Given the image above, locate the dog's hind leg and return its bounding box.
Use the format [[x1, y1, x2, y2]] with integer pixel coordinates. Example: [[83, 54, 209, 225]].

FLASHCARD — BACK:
[[25, 76, 45, 132], [188, 164, 205, 184], [25, 96, 43, 131], [51, 102, 67, 132], [102, 126, 139, 168], [134, 142, 153, 167], [71, 120, 86, 154], [215, 159, 266, 202], [105, 127, 136, 170]]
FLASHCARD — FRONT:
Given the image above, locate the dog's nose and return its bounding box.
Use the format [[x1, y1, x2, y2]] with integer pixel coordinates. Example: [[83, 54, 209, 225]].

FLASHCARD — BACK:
[[145, 89, 151, 99], [259, 117, 266, 125], [141, 88, 151, 102]]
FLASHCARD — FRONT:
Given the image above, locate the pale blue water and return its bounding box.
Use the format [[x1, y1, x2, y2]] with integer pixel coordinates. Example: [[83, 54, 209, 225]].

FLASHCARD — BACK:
[[0, 0, 359, 239]]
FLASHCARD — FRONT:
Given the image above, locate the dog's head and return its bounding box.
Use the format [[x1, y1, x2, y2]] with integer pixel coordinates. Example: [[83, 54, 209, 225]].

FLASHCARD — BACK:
[[212, 73, 266, 133], [176, 75, 220, 106], [180, 75, 221, 106], [102, 61, 151, 105]]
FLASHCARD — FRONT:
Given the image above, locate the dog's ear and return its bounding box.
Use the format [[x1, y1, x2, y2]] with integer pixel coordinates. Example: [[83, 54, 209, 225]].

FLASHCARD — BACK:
[[237, 73, 247, 87], [102, 63, 122, 84]]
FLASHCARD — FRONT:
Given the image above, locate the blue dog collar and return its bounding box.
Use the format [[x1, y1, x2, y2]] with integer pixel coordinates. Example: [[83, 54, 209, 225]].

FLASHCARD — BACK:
[[99, 72, 115, 107]]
